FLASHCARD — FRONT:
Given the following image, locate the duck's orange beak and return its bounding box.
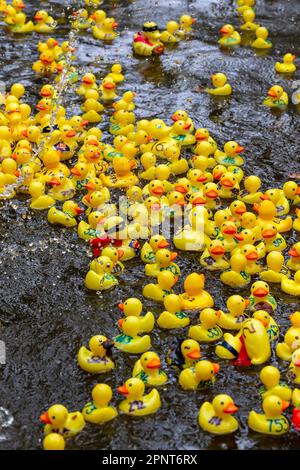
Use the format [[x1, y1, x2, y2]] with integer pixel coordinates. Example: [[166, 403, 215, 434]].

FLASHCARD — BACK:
[[75, 206, 84, 215], [268, 89, 277, 98], [253, 288, 268, 297], [117, 249, 124, 259], [224, 402, 238, 414], [88, 139, 99, 146], [292, 55, 296, 61], [152, 186, 164, 195], [235, 145, 245, 154], [289, 248, 300, 257], [71, 167, 81, 176], [34, 14, 43, 21], [205, 189, 218, 199], [40, 90, 52, 97], [83, 77, 93, 84], [212, 363, 220, 374], [296, 186, 300, 195], [192, 196, 206, 205], [49, 177, 61, 186], [262, 229, 276, 239], [158, 240, 169, 248], [187, 349, 201, 359], [183, 122, 191, 130], [197, 175, 208, 182], [112, 21, 118, 29], [21, 129, 28, 137], [103, 82, 116, 90], [246, 251, 258, 261], [84, 194, 91, 204], [90, 14, 96, 20], [80, 120, 90, 128], [175, 185, 187, 194], [235, 206, 246, 215], [223, 225, 236, 235], [260, 193, 270, 200], [191, 18, 196, 24], [56, 64, 64, 72], [85, 182, 96, 190], [281, 401, 290, 410], [244, 298, 250, 307], [129, 160, 136, 169], [118, 303, 124, 311], [151, 202, 161, 211], [211, 246, 225, 256], [66, 130, 76, 138], [40, 412, 51, 424], [234, 233, 244, 241], [147, 134, 152, 142], [213, 171, 223, 180], [117, 384, 128, 395], [15, 170, 21, 177], [118, 318, 124, 327], [221, 179, 234, 188], [220, 26, 230, 34], [36, 103, 47, 111], [172, 114, 180, 121], [170, 252, 178, 261], [195, 133, 206, 141], [147, 358, 161, 369]]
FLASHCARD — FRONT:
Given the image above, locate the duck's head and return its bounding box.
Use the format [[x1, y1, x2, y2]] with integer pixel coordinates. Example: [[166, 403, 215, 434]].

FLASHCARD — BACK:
[[144, 196, 161, 212], [86, 190, 106, 207], [36, 97, 52, 113], [211, 72, 228, 87], [214, 208, 232, 227], [12, 148, 31, 165], [84, 146, 102, 163], [194, 141, 215, 159], [0, 126, 11, 141], [92, 383, 112, 407], [261, 223, 278, 242], [156, 270, 177, 290], [199, 308, 220, 328], [283, 52, 296, 64], [89, 335, 114, 355], [142, 21, 160, 39], [244, 175, 261, 193], [184, 272, 205, 296], [113, 156, 135, 176], [208, 239, 226, 258], [256, 26, 269, 40], [42, 149, 60, 170], [87, 127, 102, 140], [118, 377, 145, 399], [84, 133, 100, 147], [240, 211, 257, 229], [190, 191, 207, 207], [230, 200, 247, 217], [10, 82, 25, 99], [62, 200, 83, 216], [195, 360, 220, 381], [60, 124, 77, 140], [164, 144, 180, 162], [188, 168, 206, 185], [253, 309, 271, 328], [40, 404, 68, 426], [195, 127, 210, 142], [289, 242, 300, 259], [224, 141, 245, 157], [118, 297, 143, 317], [163, 293, 182, 313], [256, 200, 276, 220], [82, 73, 96, 86], [221, 220, 238, 237], [262, 188, 281, 204], [243, 0, 255, 6], [28, 181, 44, 198], [292, 348, 300, 368], [84, 89, 100, 103], [179, 15, 196, 29], [114, 109, 135, 125], [88, 210, 105, 229], [34, 10, 49, 22], [219, 24, 234, 36], [12, 0, 25, 11], [212, 394, 238, 416], [102, 246, 124, 262], [40, 85, 55, 100], [172, 120, 192, 135], [226, 295, 249, 315], [148, 179, 165, 197], [111, 63, 122, 74], [260, 365, 280, 389], [104, 216, 127, 238], [1, 158, 17, 176], [71, 161, 88, 178], [113, 135, 128, 150], [267, 85, 283, 99], [284, 327, 300, 351], [123, 91, 135, 103], [283, 181, 300, 199], [220, 171, 238, 189], [266, 251, 284, 271], [140, 351, 162, 372], [237, 228, 255, 244], [241, 243, 259, 262], [212, 164, 226, 181], [167, 190, 185, 207], [118, 316, 140, 337], [171, 109, 188, 122], [262, 395, 290, 417], [229, 252, 247, 271], [251, 280, 270, 298], [242, 8, 255, 22], [90, 9, 106, 24], [103, 17, 118, 31], [155, 248, 177, 267], [21, 125, 40, 143], [181, 339, 201, 361], [149, 234, 169, 251], [126, 186, 142, 202], [174, 177, 191, 195], [148, 119, 171, 140]]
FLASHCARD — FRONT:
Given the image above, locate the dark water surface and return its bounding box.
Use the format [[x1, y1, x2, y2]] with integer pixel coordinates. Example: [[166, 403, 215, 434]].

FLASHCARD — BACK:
[[0, 0, 300, 450]]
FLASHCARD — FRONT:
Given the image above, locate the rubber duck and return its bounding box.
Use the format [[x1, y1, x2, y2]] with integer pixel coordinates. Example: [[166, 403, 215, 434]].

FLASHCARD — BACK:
[[263, 85, 289, 110], [263, 188, 290, 216], [0, 158, 17, 184], [179, 15, 196, 35], [276, 312, 300, 361], [206, 73, 232, 96], [294, 209, 300, 231], [47, 201, 83, 227], [167, 338, 201, 369], [248, 396, 289, 435], [173, 206, 208, 251], [170, 120, 196, 146], [248, 281, 277, 313], [251, 26, 272, 49], [194, 127, 218, 154], [238, 175, 264, 204], [219, 24, 241, 46], [85, 255, 118, 291], [143, 270, 177, 302], [118, 378, 161, 416], [220, 253, 251, 288], [106, 63, 124, 84], [10, 12, 34, 33], [281, 270, 300, 296], [47, 174, 76, 202], [218, 171, 241, 199], [28, 181, 55, 210], [200, 239, 229, 271], [91, 247, 124, 276], [132, 351, 168, 386], [114, 316, 151, 354], [259, 366, 292, 401], [287, 243, 300, 271], [260, 223, 286, 253], [71, 9, 92, 30], [283, 181, 300, 205], [275, 53, 296, 74], [240, 8, 259, 31], [199, 394, 239, 434], [217, 221, 240, 252], [189, 308, 223, 342], [260, 251, 289, 283], [113, 91, 136, 112], [179, 273, 214, 310], [255, 200, 292, 233], [253, 310, 279, 342], [160, 21, 181, 43], [157, 294, 190, 329], [145, 248, 180, 278], [3, 4, 16, 26], [141, 235, 169, 264], [118, 298, 154, 333], [12, 0, 25, 13], [133, 22, 164, 56], [81, 98, 103, 123], [82, 384, 117, 424], [43, 433, 65, 450], [237, 0, 255, 14], [78, 335, 115, 374], [179, 360, 220, 391], [0, 126, 12, 158], [89, 9, 106, 28], [34, 10, 55, 33], [78, 211, 105, 240], [76, 73, 98, 97], [110, 110, 135, 135], [217, 295, 249, 330], [101, 157, 138, 189], [40, 405, 85, 438], [215, 141, 245, 167], [92, 17, 118, 41]]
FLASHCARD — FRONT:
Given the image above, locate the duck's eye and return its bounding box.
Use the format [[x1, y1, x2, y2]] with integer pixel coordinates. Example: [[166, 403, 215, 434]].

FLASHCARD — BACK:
[[129, 383, 132, 387], [185, 345, 190, 349], [52, 416, 55, 419], [295, 336, 299, 340], [220, 401, 224, 405]]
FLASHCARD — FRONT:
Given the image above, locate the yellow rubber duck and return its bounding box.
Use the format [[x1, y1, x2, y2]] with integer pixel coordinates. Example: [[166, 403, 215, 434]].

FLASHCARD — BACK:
[[82, 384, 117, 424], [206, 73, 232, 96], [248, 396, 289, 435], [47, 175, 76, 202], [194, 127, 218, 154], [118, 298, 155, 333], [189, 308, 223, 342], [259, 366, 292, 401], [179, 15, 196, 36], [71, 9, 92, 30], [260, 251, 290, 283], [248, 280, 277, 313], [276, 312, 300, 361], [34, 10, 55, 33], [179, 273, 214, 310], [275, 53, 296, 73], [251, 26, 272, 49], [217, 295, 249, 330], [200, 239, 229, 271], [218, 24, 241, 46], [132, 351, 168, 386], [28, 181, 55, 210], [40, 405, 85, 438], [77, 211, 105, 240], [255, 200, 292, 233], [89, 9, 106, 28], [283, 181, 300, 205], [240, 8, 259, 31], [287, 243, 300, 271], [81, 98, 103, 123], [113, 91, 136, 112], [281, 270, 300, 296], [238, 175, 264, 204], [170, 120, 196, 146], [263, 188, 290, 216], [109, 110, 135, 135], [215, 141, 245, 166], [0, 172, 15, 199], [160, 21, 181, 43], [199, 394, 239, 434], [179, 360, 220, 390], [218, 171, 240, 199], [114, 316, 151, 354], [220, 253, 251, 288], [10, 12, 34, 33], [263, 85, 289, 110], [101, 157, 138, 188], [0, 157, 17, 185], [85, 255, 118, 291], [117, 378, 161, 416], [43, 433, 65, 450], [237, 0, 255, 14], [47, 201, 83, 227], [141, 235, 169, 264], [143, 270, 177, 302], [217, 221, 240, 252], [253, 309, 279, 342], [92, 17, 118, 41], [157, 294, 190, 329], [78, 335, 115, 374], [173, 206, 208, 252], [76, 73, 98, 97], [167, 338, 201, 370], [145, 248, 180, 278], [133, 22, 164, 56], [260, 224, 286, 253], [106, 63, 124, 84]]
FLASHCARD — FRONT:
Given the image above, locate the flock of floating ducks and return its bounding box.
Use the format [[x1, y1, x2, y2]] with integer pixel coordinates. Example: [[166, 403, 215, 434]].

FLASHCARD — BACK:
[[1, 0, 300, 451]]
